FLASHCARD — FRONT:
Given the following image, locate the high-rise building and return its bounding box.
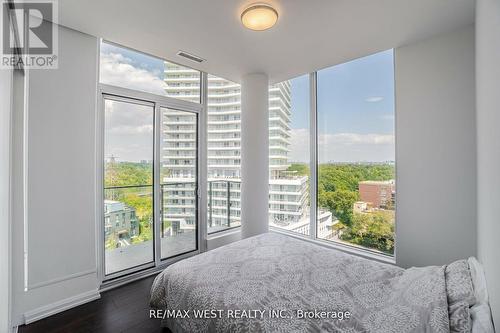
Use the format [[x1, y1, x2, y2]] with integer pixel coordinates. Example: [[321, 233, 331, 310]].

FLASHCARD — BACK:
[[162, 62, 332, 236]]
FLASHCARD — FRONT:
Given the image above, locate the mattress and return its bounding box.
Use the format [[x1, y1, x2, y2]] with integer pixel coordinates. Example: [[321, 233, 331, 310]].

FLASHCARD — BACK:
[[150, 232, 475, 333]]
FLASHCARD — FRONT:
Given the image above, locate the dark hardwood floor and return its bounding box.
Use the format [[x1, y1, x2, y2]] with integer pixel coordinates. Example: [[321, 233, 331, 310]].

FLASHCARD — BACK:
[[18, 275, 170, 333]]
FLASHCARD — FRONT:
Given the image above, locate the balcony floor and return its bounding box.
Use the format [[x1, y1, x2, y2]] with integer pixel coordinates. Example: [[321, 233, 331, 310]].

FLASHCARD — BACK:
[[105, 230, 196, 275]]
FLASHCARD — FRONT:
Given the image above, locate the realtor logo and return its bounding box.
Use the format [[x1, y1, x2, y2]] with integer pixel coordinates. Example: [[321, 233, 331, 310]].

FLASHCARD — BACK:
[[1, 0, 58, 68]]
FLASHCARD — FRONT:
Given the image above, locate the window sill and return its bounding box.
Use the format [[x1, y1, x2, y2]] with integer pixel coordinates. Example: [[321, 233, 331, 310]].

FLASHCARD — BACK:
[[207, 226, 241, 239], [270, 227, 396, 265]]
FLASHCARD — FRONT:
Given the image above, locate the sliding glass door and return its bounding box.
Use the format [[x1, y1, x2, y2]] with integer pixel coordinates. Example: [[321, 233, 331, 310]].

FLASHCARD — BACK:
[[102, 92, 201, 280], [103, 97, 155, 276]]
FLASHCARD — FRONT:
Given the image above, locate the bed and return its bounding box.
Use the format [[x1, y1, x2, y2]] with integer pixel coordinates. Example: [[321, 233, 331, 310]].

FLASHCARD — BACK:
[[150, 232, 494, 333]]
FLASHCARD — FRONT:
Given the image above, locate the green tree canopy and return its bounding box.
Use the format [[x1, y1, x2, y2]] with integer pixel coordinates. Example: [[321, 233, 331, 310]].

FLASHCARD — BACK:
[[287, 163, 310, 177], [340, 211, 395, 254]]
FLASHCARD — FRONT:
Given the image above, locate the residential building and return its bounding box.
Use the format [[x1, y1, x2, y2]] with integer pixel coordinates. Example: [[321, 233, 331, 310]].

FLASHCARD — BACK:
[[104, 200, 139, 246], [162, 64, 332, 235], [358, 180, 396, 208]]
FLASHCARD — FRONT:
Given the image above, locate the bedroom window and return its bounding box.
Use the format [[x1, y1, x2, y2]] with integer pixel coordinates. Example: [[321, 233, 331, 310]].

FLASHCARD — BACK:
[[207, 75, 242, 234], [269, 75, 311, 236], [316, 49, 396, 255], [268, 50, 396, 257]]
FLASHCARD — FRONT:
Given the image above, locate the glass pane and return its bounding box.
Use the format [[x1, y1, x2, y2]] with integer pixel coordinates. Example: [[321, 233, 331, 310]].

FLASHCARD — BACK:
[[100, 41, 200, 103], [160, 108, 197, 258], [104, 98, 154, 275], [269, 76, 312, 236], [317, 50, 396, 255], [229, 181, 241, 227], [207, 180, 241, 232], [207, 75, 242, 233]]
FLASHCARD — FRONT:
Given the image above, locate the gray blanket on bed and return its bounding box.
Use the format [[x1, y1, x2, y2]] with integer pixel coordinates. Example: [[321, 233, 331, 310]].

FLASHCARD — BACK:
[[150, 233, 457, 332]]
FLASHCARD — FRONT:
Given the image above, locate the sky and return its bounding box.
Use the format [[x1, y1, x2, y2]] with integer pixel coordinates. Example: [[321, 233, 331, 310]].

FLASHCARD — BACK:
[[101, 42, 395, 164], [289, 49, 395, 163], [104, 99, 154, 163], [101, 43, 162, 162], [100, 42, 166, 95]]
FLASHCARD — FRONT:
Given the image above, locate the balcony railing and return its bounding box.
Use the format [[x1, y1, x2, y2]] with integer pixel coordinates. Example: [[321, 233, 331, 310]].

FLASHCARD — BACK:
[[159, 180, 241, 235], [208, 180, 241, 234], [105, 180, 241, 243], [103, 184, 154, 275]]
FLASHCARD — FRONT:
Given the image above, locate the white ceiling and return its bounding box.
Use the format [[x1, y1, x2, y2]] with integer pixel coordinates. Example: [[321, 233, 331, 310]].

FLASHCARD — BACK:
[[58, 0, 475, 83]]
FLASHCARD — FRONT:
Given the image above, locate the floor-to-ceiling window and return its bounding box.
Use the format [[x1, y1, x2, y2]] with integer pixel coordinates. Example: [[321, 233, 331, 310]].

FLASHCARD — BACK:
[[317, 50, 395, 255], [268, 50, 396, 257], [100, 41, 202, 279]]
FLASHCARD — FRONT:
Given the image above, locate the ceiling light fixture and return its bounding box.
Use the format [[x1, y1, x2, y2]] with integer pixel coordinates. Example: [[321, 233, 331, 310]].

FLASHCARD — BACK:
[[241, 3, 278, 31]]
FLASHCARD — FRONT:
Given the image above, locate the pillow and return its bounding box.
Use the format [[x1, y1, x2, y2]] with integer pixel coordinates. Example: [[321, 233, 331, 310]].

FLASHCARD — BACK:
[[467, 257, 495, 333], [445, 259, 475, 332]]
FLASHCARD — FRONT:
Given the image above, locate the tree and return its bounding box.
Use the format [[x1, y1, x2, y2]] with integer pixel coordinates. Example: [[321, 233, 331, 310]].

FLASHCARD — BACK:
[[104, 161, 154, 242], [121, 192, 153, 242], [341, 211, 395, 254], [316, 163, 395, 253], [287, 163, 310, 177], [104, 162, 152, 188], [318, 188, 358, 226]]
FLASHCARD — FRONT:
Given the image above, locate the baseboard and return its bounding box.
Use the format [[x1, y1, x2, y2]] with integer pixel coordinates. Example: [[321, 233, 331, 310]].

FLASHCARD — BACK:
[[23, 289, 101, 324]]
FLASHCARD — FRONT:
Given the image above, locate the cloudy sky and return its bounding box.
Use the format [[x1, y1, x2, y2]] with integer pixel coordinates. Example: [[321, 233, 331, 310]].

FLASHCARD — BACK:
[[104, 99, 154, 163], [101, 43, 165, 162], [100, 42, 166, 94], [101, 42, 395, 164], [289, 49, 395, 163]]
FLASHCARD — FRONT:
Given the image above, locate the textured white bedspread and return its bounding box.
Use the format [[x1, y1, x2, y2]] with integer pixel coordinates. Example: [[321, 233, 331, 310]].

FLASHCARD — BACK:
[[151, 233, 454, 332]]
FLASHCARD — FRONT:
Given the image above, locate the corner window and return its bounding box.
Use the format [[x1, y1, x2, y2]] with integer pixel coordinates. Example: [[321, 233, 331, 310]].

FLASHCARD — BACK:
[[267, 50, 396, 257]]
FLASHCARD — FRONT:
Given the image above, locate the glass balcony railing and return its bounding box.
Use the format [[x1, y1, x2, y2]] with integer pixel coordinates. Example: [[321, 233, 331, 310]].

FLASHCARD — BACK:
[[208, 180, 241, 234], [103, 184, 154, 275], [104, 180, 240, 273], [160, 182, 197, 259]]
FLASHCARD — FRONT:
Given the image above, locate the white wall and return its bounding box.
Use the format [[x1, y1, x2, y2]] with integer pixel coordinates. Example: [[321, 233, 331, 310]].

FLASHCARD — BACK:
[[11, 25, 100, 325], [395, 25, 477, 268], [241, 73, 270, 239], [0, 67, 13, 332], [476, 0, 500, 327]]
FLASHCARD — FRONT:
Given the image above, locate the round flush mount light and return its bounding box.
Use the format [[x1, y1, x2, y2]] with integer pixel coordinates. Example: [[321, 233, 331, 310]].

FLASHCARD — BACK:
[[241, 3, 278, 31]]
